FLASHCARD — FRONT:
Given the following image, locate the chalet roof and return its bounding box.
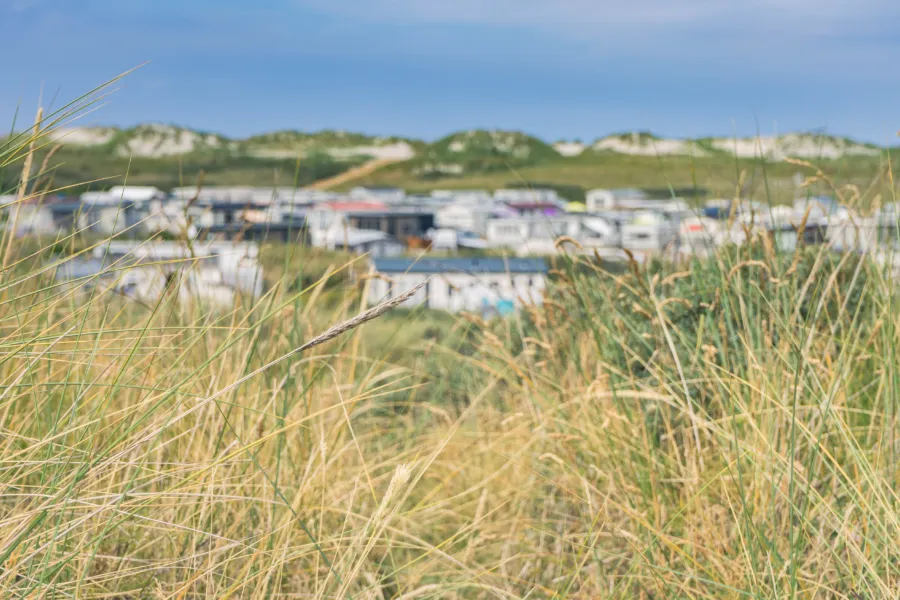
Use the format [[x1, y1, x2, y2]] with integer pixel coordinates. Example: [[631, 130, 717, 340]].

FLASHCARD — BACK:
[[373, 257, 548, 274], [198, 201, 272, 210], [347, 210, 435, 218], [506, 202, 563, 210], [324, 201, 389, 212], [197, 220, 307, 233]]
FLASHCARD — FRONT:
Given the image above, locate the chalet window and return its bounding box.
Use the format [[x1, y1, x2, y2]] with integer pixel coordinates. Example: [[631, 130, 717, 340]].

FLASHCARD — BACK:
[[532, 224, 555, 239], [356, 217, 381, 231], [495, 224, 520, 236]]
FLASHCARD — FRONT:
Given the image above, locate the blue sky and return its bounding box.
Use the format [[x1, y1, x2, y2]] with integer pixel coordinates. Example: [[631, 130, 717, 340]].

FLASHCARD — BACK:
[[2, 0, 899, 143]]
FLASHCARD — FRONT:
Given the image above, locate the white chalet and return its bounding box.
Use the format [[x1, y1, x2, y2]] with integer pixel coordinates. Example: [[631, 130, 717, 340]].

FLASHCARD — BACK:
[[95, 240, 263, 297], [586, 188, 689, 213], [586, 188, 646, 212], [368, 257, 548, 314], [678, 216, 721, 256], [620, 211, 679, 253], [324, 228, 404, 257], [76, 187, 168, 235], [825, 211, 876, 253], [493, 188, 562, 205], [485, 215, 619, 255], [53, 240, 264, 307], [81, 186, 166, 205], [435, 195, 509, 236]]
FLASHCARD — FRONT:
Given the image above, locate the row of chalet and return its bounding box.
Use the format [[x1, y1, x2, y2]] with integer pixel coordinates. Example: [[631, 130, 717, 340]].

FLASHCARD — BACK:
[[6, 184, 899, 265], [17, 183, 900, 317]]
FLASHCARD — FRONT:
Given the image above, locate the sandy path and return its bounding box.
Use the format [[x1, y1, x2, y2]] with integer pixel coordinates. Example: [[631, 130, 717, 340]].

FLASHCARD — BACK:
[[307, 157, 407, 190]]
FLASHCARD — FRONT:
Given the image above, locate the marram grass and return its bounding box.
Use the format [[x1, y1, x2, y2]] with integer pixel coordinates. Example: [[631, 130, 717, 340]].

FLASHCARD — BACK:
[[2, 88, 900, 599]]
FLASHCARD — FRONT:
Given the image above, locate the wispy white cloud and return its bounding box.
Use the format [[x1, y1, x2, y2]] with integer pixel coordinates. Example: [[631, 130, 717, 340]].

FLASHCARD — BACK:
[[291, 0, 900, 78], [297, 0, 899, 37]]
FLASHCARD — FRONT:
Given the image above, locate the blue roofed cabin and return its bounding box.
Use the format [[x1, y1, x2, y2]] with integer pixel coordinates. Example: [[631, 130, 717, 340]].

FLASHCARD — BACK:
[[368, 257, 548, 313]]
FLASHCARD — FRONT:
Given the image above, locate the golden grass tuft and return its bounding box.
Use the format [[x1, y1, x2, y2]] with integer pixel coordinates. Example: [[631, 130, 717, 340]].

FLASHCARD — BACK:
[[2, 83, 900, 598]]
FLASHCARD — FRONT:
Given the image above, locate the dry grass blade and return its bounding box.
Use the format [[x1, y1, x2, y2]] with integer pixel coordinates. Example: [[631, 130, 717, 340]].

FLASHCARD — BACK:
[[554, 235, 583, 251], [2, 107, 42, 271], [727, 260, 773, 280], [201, 278, 430, 406]]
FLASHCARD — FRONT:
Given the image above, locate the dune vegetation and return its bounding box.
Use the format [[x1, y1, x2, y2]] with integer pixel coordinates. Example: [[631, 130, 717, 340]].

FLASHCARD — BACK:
[[2, 82, 900, 599]]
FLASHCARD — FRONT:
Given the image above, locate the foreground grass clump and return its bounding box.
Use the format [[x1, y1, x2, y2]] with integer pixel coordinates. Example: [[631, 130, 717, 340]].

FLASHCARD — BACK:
[[3, 103, 900, 598], [1, 228, 899, 598]]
